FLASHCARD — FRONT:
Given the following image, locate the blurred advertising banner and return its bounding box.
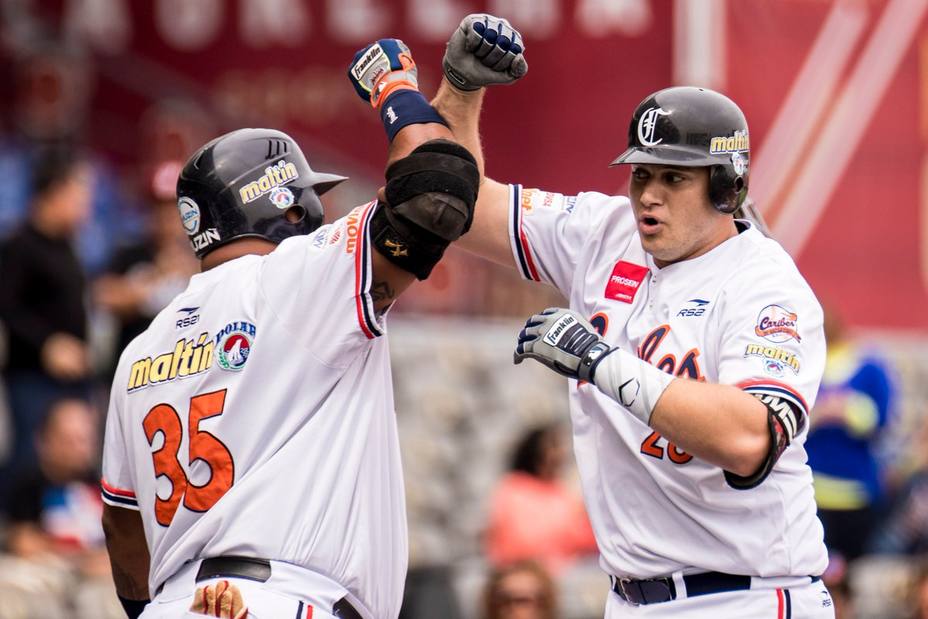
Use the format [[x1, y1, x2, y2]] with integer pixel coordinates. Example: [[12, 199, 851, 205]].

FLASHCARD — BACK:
[[2, 0, 926, 330]]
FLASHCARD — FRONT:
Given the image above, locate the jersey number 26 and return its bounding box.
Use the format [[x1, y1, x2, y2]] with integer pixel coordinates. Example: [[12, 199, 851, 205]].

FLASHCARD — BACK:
[[143, 389, 234, 526]]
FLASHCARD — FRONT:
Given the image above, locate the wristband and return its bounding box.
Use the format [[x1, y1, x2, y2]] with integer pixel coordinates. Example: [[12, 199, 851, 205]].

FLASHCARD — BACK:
[[591, 348, 674, 426], [380, 90, 449, 142]]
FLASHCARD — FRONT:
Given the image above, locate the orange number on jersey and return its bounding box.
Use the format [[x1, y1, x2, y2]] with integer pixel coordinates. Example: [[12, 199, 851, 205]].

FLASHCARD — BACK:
[[639, 431, 693, 465], [143, 404, 185, 526], [143, 389, 234, 526]]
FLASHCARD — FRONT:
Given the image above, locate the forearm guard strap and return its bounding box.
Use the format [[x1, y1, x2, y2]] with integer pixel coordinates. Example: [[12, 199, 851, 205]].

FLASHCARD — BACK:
[[371, 140, 479, 279]]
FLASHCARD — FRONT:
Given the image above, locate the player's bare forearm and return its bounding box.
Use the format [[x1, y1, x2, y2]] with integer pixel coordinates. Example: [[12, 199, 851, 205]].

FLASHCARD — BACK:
[[102, 504, 151, 601], [431, 79, 486, 176], [385, 121, 453, 166], [649, 380, 770, 477], [432, 79, 515, 268], [370, 251, 413, 313]]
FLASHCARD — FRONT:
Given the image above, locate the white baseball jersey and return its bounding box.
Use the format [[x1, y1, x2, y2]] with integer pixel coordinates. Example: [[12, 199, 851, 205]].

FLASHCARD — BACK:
[[101, 201, 407, 618], [508, 185, 828, 580]]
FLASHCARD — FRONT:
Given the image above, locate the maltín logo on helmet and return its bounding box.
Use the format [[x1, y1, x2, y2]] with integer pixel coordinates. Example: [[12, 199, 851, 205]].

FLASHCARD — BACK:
[[637, 107, 671, 147], [215, 321, 256, 371], [178, 197, 200, 234], [709, 130, 750, 154], [239, 160, 299, 205], [269, 187, 295, 209]]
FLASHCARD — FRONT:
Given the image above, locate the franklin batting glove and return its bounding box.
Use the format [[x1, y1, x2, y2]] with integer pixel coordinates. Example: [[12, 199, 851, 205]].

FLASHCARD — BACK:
[[443, 13, 528, 91], [514, 308, 612, 381], [348, 39, 419, 109]]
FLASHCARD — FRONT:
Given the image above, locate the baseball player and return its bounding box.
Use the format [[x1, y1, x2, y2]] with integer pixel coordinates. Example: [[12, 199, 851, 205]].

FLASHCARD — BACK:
[[386, 14, 831, 618], [100, 41, 479, 619]]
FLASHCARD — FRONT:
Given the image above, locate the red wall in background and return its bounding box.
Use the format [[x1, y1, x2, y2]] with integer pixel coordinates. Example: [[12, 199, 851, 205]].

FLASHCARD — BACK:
[[3, 0, 926, 330]]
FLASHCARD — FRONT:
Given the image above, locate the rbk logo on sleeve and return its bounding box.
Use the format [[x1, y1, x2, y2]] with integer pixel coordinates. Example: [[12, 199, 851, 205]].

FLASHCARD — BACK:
[[604, 261, 649, 303]]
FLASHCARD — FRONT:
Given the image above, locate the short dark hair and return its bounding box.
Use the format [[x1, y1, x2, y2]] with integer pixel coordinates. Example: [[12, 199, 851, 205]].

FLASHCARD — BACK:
[[30, 146, 83, 199], [482, 560, 557, 619], [510, 424, 557, 477], [36, 396, 92, 439]]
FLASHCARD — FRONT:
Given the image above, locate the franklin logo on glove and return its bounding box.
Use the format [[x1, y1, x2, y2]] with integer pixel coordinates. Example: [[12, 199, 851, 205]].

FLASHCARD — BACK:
[[543, 315, 576, 346]]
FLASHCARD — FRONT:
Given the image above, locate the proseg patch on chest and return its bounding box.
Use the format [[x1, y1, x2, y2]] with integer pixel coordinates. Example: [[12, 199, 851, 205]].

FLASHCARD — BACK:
[[604, 261, 649, 303]]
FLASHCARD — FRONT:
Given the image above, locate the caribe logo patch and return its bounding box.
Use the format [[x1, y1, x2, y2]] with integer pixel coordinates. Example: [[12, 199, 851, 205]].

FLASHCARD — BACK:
[[216, 321, 256, 372], [604, 261, 649, 304], [755, 304, 801, 343], [239, 160, 299, 204]]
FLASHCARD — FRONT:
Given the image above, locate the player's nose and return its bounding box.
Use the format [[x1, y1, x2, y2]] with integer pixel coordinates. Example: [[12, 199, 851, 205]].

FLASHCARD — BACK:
[[638, 179, 664, 208]]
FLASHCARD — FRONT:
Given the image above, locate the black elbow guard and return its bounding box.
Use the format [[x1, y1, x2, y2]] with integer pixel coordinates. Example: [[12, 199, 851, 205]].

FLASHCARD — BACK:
[[724, 392, 805, 490], [370, 139, 479, 279]]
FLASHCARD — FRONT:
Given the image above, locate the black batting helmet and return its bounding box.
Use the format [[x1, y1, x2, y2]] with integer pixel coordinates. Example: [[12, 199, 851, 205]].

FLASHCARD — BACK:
[[176, 128, 347, 258], [610, 86, 749, 214]]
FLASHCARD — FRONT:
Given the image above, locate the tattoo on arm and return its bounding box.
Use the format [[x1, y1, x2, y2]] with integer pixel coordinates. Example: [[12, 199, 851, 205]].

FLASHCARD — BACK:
[[371, 280, 396, 302]]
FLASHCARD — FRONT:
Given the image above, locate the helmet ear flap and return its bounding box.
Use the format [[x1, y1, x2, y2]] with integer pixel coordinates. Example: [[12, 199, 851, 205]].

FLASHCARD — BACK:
[[708, 164, 747, 214]]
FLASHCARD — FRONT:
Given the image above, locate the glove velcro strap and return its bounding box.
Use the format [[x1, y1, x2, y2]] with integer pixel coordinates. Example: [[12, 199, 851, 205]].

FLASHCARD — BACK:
[[385, 140, 479, 234], [370, 201, 448, 280], [372, 72, 418, 109], [578, 342, 612, 382]]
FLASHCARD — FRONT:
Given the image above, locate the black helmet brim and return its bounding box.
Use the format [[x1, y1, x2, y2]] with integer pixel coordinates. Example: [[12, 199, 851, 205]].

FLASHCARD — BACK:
[[609, 146, 721, 168]]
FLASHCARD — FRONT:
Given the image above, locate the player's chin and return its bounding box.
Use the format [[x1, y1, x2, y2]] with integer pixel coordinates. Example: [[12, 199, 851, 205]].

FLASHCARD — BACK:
[[639, 232, 665, 254], [641, 238, 679, 264]]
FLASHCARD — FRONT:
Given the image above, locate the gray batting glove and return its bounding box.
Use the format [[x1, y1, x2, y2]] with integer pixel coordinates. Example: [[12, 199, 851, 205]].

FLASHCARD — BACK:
[[514, 308, 613, 381], [443, 13, 528, 91]]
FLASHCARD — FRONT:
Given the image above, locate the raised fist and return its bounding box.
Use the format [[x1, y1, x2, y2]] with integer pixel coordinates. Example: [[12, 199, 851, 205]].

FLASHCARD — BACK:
[[348, 39, 419, 108], [443, 14, 528, 91]]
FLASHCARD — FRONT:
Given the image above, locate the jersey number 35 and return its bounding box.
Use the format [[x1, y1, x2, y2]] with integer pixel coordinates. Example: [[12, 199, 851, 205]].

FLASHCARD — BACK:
[[143, 389, 234, 526]]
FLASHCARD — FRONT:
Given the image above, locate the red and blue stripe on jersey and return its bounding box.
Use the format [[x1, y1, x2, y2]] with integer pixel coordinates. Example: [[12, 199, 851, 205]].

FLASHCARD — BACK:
[[510, 185, 541, 282], [100, 477, 138, 509], [354, 201, 384, 340]]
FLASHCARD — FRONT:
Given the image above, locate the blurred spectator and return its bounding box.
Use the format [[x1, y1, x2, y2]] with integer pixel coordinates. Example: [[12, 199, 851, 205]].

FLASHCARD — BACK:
[[485, 424, 597, 574], [910, 562, 928, 619], [0, 397, 121, 618], [482, 560, 557, 619], [0, 44, 143, 274], [94, 160, 197, 368], [0, 148, 93, 506], [869, 464, 928, 555], [821, 552, 853, 619], [806, 305, 895, 561]]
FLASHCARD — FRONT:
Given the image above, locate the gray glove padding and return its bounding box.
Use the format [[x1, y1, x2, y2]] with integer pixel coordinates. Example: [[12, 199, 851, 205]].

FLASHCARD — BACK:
[[514, 308, 612, 381], [443, 13, 528, 91]]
